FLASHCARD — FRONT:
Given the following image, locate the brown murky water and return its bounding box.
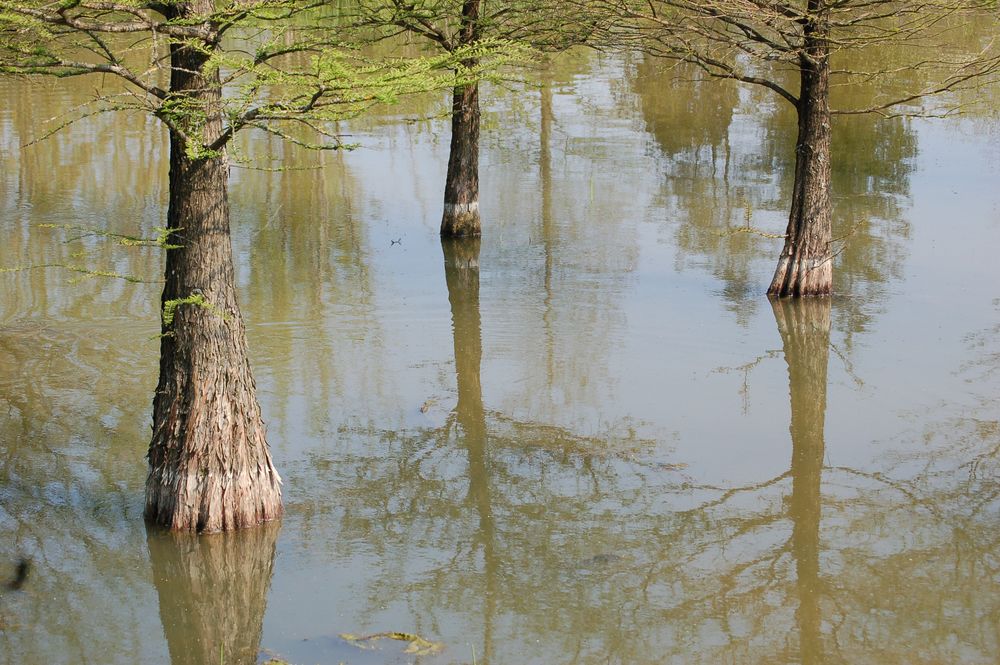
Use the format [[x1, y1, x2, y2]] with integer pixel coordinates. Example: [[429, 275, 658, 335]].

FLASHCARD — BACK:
[[1, 47, 999, 664]]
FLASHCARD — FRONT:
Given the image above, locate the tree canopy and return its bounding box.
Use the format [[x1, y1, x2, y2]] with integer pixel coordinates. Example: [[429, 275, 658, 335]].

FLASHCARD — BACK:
[[0, 0, 523, 155], [345, 0, 596, 52], [585, 0, 1000, 114]]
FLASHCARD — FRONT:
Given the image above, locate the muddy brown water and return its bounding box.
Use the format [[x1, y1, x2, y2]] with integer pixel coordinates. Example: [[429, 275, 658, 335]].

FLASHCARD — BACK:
[[1, 49, 999, 664]]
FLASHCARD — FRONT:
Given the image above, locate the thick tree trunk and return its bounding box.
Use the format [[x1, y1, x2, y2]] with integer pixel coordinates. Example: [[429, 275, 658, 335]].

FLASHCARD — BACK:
[[774, 297, 831, 664], [145, 4, 282, 531], [441, 81, 482, 237], [768, 13, 833, 297]]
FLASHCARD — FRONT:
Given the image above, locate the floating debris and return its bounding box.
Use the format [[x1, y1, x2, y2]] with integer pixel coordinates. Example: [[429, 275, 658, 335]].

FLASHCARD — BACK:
[[578, 553, 623, 568], [4, 559, 29, 591], [340, 631, 444, 656]]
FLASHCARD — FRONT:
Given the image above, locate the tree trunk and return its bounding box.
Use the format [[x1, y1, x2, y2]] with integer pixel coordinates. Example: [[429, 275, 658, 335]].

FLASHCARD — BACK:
[[440, 0, 482, 237], [768, 10, 833, 297], [145, 3, 282, 531], [441, 81, 482, 237]]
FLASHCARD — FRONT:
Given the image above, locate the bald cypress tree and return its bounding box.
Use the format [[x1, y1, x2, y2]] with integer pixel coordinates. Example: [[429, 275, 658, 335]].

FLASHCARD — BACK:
[[347, 0, 594, 236], [585, 0, 999, 296], [0, 0, 512, 530]]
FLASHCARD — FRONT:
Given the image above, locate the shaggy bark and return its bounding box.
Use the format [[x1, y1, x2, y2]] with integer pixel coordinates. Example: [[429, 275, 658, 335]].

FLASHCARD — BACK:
[[145, 0, 282, 531], [768, 6, 834, 297]]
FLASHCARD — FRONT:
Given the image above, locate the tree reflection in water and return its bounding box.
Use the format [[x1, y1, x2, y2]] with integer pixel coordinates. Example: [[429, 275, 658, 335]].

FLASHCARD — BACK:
[[320, 279, 998, 663], [147, 522, 280, 665], [635, 58, 918, 333], [2, 47, 996, 665], [776, 298, 829, 665]]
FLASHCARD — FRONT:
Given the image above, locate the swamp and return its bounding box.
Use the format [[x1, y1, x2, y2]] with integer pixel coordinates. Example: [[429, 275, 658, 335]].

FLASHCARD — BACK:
[[1, 6, 999, 664]]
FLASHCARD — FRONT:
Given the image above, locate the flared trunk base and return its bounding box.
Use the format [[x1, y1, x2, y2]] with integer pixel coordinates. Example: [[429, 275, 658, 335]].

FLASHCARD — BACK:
[[145, 457, 283, 533], [768, 254, 833, 297], [441, 202, 481, 237]]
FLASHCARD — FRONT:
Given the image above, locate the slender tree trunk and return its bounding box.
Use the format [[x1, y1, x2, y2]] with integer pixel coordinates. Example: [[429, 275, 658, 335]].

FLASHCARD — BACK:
[[769, 9, 833, 297], [145, 2, 282, 531], [540, 76, 556, 386], [441, 81, 482, 237], [774, 297, 831, 664], [441, 0, 482, 237]]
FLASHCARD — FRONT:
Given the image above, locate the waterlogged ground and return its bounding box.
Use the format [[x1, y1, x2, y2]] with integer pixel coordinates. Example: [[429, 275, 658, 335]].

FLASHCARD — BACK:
[[1, 50, 999, 664]]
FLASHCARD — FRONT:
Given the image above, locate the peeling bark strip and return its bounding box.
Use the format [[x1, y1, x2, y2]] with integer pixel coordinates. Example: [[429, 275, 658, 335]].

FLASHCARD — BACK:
[[441, 80, 482, 237], [145, 0, 282, 532], [768, 0, 833, 298]]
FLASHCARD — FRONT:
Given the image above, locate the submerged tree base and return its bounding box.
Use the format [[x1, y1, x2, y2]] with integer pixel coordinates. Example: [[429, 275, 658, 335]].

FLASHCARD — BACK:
[[767, 254, 833, 297], [145, 462, 283, 533], [144, 397, 283, 533], [441, 202, 481, 237]]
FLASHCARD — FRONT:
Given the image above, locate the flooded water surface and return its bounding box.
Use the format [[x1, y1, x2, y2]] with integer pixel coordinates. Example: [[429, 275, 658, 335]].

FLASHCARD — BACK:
[[1, 49, 999, 664]]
